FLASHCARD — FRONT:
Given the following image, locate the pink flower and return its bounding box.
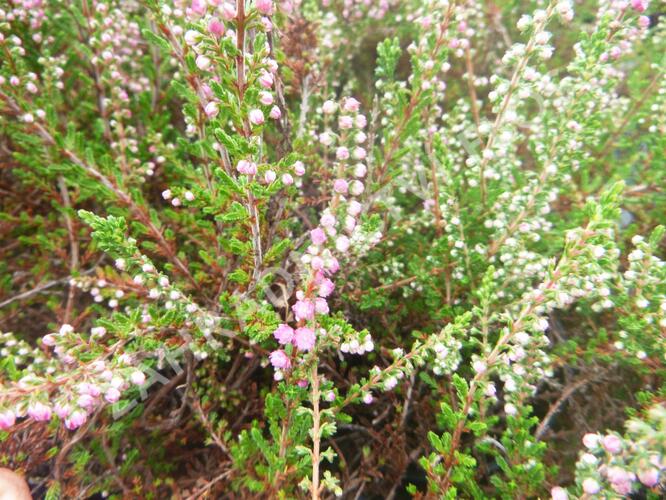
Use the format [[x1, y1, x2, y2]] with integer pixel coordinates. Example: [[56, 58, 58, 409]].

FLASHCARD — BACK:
[[105, 387, 121, 403], [65, 410, 87, 430], [28, 402, 52, 422], [77, 394, 95, 409], [582, 433, 600, 449], [191, 0, 207, 15], [0, 410, 15, 430], [318, 278, 335, 297], [54, 403, 71, 419], [336, 147, 350, 160], [294, 327, 316, 351], [258, 71, 274, 89], [130, 371, 146, 386], [293, 161, 305, 176], [320, 213, 336, 227], [637, 468, 659, 487], [42, 334, 56, 346], [196, 55, 211, 71], [333, 179, 348, 194], [339, 115, 353, 129], [282, 173, 294, 185], [293, 300, 315, 321], [638, 15, 650, 27], [259, 91, 273, 105], [269, 106, 281, 120], [220, 2, 236, 20], [350, 180, 364, 196], [343, 97, 360, 112], [311, 228, 327, 245], [208, 18, 224, 36], [273, 324, 294, 344], [355, 114, 367, 128], [602, 434, 622, 454], [269, 349, 291, 369], [335, 235, 350, 252], [582, 478, 600, 495], [255, 0, 274, 15], [249, 109, 264, 126], [631, 0, 648, 12], [205, 101, 219, 118], [322, 100, 337, 114], [315, 298, 329, 314], [264, 170, 276, 183], [327, 257, 340, 274], [362, 392, 373, 404], [348, 200, 362, 216], [236, 159, 257, 175], [550, 487, 568, 500]]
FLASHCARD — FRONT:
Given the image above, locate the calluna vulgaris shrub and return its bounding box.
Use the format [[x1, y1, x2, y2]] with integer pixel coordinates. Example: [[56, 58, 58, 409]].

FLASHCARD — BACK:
[[0, 0, 664, 498]]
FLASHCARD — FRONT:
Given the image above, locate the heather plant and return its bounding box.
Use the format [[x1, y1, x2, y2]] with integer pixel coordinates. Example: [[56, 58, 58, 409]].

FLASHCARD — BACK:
[[0, 0, 664, 498]]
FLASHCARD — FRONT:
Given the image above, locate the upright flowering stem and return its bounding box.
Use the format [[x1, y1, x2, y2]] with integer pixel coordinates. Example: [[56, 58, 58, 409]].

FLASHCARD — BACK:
[[310, 360, 321, 500]]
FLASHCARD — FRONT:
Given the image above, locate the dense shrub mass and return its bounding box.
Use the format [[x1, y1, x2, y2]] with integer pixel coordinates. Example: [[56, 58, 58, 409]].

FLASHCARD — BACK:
[[0, 0, 665, 498]]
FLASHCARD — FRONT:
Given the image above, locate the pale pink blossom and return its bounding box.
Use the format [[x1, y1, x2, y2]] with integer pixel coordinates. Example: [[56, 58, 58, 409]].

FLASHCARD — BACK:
[[294, 327, 316, 351], [269, 349, 291, 369], [273, 324, 294, 344]]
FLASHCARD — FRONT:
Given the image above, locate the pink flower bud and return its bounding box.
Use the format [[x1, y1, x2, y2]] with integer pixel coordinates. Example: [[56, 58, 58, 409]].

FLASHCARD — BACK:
[[333, 179, 348, 194], [315, 298, 329, 314], [602, 434, 622, 454], [339, 115, 353, 129], [269, 349, 291, 369], [294, 327, 316, 351], [638, 15, 650, 27], [65, 410, 87, 430], [335, 235, 350, 252], [281, 173, 294, 185], [0, 410, 15, 430], [322, 100, 337, 114], [269, 106, 281, 120], [236, 159, 257, 175], [550, 487, 568, 500], [318, 278, 335, 297], [273, 324, 294, 344], [321, 213, 336, 227], [264, 170, 277, 183], [342, 97, 360, 112], [204, 101, 219, 118], [336, 147, 349, 161], [631, 0, 648, 12], [255, 0, 273, 15], [293, 300, 315, 321], [191, 0, 207, 16], [349, 180, 364, 196], [258, 71, 274, 89], [196, 55, 212, 71], [28, 402, 52, 422], [293, 161, 305, 176], [220, 2, 236, 20], [311, 228, 327, 245], [130, 371, 146, 386], [42, 334, 56, 346], [208, 18, 224, 36], [355, 114, 367, 128], [637, 468, 659, 487], [259, 91, 274, 105], [582, 478, 600, 494], [105, 387, 121, 403], [362, 392, 373, 404], [249, 108, 264, 126], [583, 433, 600, 448], [55, 403, 71, 419]]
